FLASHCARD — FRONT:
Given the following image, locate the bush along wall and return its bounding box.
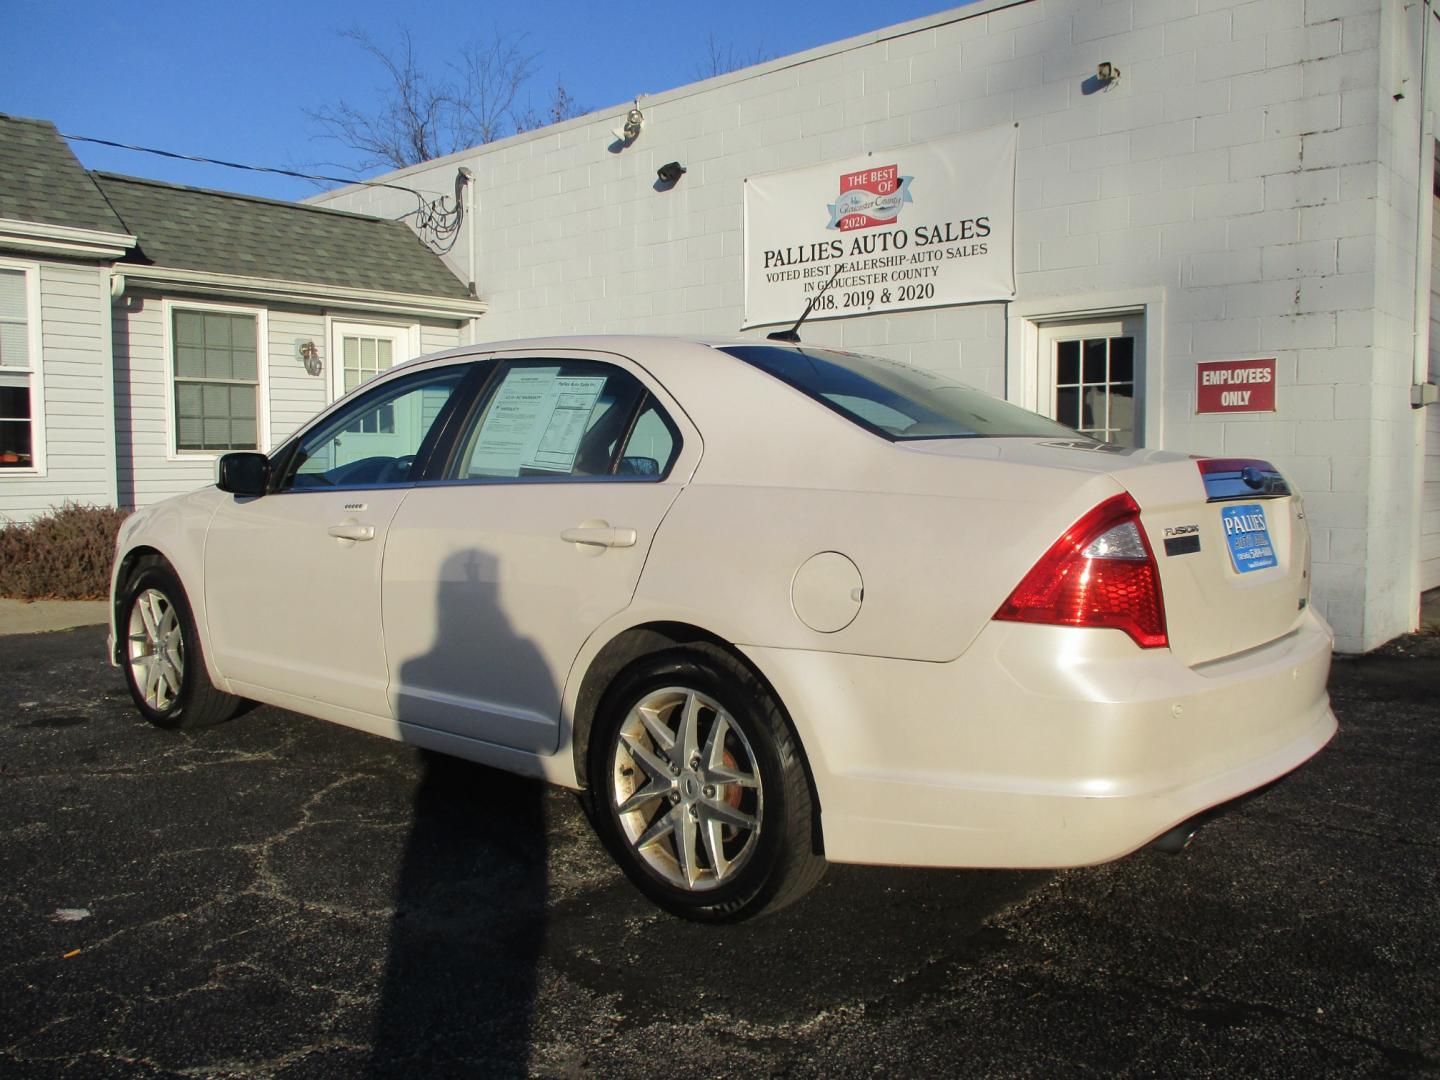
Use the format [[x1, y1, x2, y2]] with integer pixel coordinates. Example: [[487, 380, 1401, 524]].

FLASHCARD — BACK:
[[0, 503, 130, 600]]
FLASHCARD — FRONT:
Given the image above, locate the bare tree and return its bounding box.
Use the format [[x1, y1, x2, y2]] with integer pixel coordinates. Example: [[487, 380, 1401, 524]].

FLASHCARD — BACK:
[[514, 80, 585, 134], [309, 26, 584, 172], [451, 31, 541, 145], [309, 29, 452, 171], [696, 32, 772, 79]]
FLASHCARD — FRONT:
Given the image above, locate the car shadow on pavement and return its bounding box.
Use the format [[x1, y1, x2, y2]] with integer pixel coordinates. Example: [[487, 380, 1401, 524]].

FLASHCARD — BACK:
[[540, 848, 1054, 1031], [370, 550, 554, 1078]]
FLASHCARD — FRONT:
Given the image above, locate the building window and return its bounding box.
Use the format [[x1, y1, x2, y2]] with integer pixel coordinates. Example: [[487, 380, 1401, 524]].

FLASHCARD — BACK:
[[1008, 296, 1161, 450], [172, 308, 259, 453], [1038, 314, 1144, 447], [342, 333, 395, 395], [342, 335, 396, 434], [1053, 335, 1136, 445], [328, 323, 413, 432], [0, 266, 38, 470]]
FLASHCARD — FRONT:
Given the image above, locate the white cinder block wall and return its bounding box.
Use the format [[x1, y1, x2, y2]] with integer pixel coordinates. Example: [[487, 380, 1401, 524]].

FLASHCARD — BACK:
[[314, 0, 1438, 653]]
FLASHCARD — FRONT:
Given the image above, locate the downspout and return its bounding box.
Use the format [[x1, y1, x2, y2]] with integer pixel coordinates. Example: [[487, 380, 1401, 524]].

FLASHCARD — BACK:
[[1412, 0, 1434, 391], [1409, 0, 1436, 623], [464, 168, 479, 345]]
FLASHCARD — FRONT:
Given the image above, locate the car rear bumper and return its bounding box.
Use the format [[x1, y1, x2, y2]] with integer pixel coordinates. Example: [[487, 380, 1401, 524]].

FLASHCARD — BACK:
[[742, 609, 1336, 869]]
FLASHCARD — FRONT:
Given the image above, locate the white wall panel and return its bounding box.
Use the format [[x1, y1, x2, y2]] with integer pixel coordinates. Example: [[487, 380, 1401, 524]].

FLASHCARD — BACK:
[[310, 0, 1420, 651]]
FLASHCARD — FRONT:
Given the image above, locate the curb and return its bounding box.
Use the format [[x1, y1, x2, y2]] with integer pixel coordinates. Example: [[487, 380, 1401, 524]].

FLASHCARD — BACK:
[[0, 599, 109, 637]]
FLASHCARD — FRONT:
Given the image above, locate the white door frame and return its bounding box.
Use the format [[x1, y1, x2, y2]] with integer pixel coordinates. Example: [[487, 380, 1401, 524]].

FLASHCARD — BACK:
[[1006, 288, 1166, 449]]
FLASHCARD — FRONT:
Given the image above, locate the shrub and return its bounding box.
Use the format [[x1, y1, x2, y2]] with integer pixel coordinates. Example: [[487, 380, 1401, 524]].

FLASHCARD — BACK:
[[0, 502, 130, 600]]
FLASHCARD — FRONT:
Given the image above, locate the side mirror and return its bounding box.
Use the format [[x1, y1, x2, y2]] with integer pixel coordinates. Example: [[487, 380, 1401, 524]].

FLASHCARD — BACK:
[[618, 455, 660, 477], [217, 452, 270, 497]]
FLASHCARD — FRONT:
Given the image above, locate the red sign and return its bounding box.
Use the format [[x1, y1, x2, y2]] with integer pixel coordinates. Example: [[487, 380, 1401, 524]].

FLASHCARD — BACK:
[[840, 164, 898, 195], [833, 164, 902, 231], [1196, 358, 1276, 413]]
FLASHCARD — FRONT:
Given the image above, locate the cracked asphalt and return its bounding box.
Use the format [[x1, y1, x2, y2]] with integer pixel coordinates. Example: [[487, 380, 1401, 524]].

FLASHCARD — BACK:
[[1, 626, 1437, 1079]]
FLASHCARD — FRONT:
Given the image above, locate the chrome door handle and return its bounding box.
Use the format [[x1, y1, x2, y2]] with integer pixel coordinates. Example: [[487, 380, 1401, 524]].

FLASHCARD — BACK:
[[328, 523, 376, 542], [560, 524, 637, 548]]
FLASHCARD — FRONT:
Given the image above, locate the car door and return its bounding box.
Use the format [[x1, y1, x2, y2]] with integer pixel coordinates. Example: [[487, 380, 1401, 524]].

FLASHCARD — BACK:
[[382, 352, 698, 753], [203, 363, 472, 717]]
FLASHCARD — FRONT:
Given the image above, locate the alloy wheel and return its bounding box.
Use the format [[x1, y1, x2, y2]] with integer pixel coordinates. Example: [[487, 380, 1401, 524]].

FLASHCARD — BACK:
[[127, 588, 184, 713], [609, 686, 763, 890]]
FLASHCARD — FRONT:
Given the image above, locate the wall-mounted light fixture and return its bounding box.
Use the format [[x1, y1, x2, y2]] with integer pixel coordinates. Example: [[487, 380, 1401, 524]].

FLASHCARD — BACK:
[[1097, 61, 1121, 84], [612, 106, 644, 146], [297, 340, 322, 377], [656, 161, 686, 184]]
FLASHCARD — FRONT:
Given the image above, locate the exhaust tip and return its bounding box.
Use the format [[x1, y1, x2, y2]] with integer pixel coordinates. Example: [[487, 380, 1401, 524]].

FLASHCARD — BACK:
[[1149, 779, 1290, 857], [1150, 824, 1200, 854]]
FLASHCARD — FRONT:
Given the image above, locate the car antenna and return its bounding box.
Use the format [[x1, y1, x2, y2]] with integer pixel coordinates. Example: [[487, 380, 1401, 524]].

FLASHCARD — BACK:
[[767, 261, 846, 343]]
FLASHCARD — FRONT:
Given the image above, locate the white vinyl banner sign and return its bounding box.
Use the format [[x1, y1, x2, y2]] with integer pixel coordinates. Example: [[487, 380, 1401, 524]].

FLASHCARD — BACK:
[[742, 126, 1017, 329]]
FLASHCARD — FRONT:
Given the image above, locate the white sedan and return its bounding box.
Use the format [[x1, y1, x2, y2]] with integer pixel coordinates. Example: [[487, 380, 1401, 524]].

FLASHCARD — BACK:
[[109, 337, 1336, 921]]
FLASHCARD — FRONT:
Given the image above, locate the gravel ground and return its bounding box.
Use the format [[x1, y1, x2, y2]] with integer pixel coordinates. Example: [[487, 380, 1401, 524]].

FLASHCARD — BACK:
[[1, 626, 1436, 1078]]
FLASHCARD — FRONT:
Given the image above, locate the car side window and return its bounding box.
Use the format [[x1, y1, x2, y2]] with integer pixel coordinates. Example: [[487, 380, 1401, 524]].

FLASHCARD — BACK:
[[616, 402, 677, 477], [451, 360, 679, 480], [280, 367, 466, 491]]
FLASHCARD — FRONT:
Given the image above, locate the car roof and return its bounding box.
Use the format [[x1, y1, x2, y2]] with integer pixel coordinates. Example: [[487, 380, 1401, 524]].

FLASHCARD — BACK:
[[394, 334, 805, 378]]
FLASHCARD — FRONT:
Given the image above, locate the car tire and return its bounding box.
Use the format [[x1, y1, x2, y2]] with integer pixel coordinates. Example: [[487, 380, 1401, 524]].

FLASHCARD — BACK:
[[587, 644, 826, 922], [120, 560, 244, 731]]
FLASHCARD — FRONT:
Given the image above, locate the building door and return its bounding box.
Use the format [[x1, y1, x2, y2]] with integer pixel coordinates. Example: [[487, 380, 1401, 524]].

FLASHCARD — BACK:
[[1422, 194, 1440, 593], [328, 322, 415, 465], [1037, 315, 1144, 447]]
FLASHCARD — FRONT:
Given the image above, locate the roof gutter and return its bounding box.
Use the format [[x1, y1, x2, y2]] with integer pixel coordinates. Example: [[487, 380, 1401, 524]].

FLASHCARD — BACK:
[[117, 264, 487, 321], [0, 217, 136, 260]]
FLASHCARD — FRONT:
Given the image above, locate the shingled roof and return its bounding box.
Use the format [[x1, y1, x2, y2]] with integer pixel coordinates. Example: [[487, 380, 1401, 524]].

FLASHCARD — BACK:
[[0, 114, 130, 236], [0, 112, 469, 303], [92, 173, 471, 299]]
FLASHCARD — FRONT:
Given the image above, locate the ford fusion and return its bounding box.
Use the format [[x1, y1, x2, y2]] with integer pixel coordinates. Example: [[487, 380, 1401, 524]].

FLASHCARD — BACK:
[[109, 337, 1336, 921]]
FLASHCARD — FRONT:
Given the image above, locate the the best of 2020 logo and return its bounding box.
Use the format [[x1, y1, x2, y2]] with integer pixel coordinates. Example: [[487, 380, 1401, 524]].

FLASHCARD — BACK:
[[827, 164, 915, 231]]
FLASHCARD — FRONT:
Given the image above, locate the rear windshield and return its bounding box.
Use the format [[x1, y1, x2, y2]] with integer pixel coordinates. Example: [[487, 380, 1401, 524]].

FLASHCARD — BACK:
[[720, 345, 1078, 441]]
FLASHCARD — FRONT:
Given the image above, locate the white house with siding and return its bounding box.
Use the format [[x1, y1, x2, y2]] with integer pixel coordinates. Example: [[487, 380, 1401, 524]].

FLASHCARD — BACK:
[[310, 0, 1440, 653], [0, 114, 483, 521]]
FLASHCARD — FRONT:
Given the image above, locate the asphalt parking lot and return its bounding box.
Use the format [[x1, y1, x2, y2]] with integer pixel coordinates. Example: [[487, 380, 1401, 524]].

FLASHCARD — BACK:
[[2, 626, 1437, 1078]]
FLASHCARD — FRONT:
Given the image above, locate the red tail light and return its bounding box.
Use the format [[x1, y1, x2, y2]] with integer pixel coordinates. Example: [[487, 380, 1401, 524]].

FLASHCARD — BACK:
[[994, 493, 1168, 648]]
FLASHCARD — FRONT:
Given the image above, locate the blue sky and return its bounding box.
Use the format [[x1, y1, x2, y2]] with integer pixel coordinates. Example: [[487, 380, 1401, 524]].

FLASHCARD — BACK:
[[5, 0, 962, 201]]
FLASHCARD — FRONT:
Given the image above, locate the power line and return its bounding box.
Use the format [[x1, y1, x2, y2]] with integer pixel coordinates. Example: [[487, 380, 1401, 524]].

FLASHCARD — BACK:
[[60, 131, 442, 200], [61, 130, 467, 254]]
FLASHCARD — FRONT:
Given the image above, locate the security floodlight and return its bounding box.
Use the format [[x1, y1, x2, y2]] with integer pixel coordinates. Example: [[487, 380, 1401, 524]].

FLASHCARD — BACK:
[[612, 106, 644, 146]]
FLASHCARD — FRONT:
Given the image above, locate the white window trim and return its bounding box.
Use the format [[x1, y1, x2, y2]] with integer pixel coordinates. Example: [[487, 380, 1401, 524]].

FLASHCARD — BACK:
[[162, 298, 270, 462], [0, 256, 47, 476], [1006, 288, 1166, 450], [324, 316, 420, 404]]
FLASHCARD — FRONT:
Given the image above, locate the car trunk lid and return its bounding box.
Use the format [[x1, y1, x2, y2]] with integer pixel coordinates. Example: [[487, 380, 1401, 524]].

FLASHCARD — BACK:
[[899, 440, 1311, 666], [1119, 456, 1310, 666]]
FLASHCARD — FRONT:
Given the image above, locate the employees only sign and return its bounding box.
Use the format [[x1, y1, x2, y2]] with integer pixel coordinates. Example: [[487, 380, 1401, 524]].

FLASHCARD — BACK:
[[742, 127, 1017, 329], [1195, 358, 1277, 413]]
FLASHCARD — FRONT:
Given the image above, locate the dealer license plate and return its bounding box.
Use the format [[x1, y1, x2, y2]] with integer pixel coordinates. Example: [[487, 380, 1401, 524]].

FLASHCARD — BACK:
[[1221, 503, 1277, 573]]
